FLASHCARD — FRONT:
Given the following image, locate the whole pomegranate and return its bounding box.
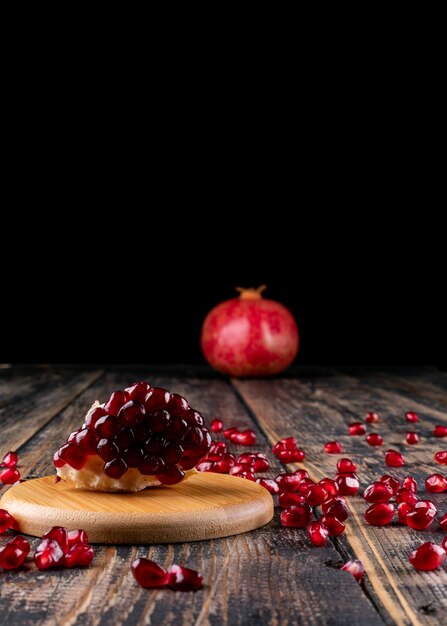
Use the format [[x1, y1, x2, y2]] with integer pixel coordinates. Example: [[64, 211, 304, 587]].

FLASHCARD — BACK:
[[201, 286, 299, 377]]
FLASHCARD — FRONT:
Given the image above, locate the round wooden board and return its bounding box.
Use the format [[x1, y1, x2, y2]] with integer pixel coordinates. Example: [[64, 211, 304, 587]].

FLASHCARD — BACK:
[[1, 473, 274, 544]]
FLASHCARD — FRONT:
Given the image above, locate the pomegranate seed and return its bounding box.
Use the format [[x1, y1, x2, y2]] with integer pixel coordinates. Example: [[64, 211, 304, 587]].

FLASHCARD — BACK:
[[104, 457, 128, 479], [230, 463, 252, 475], [64, 543, 94, 567], [0, 509, 15, 534], [0, 467, 20, 484], [321, 514, 345, 536], [305, 484, 328, 506], [277, 449, 305, 463], [434, 425, 447, 438], [168, 564, 203, 591], [406, 502, 437, 530], [278, 492, 307, 508], [1, 451, 18, 468], [131, 558, 170, 588], [85, 406, 108, 428], [104, 390, 129, 416], [253, 458, 269, 472], [196, 461, 217, 472], [443, 537, 447, 551], [211, 419, 223, 433], [232, 470, 256, 481], [380, 475, 400, 495], [95, 415, 121, 439], [209, 441, 226, 455], [256, 478, 281, 494], [157, 465, 185, 485], [34, 538, 65, 569], [324, 441, 343, 454], [341, 559, 364, 580], [273, 437, 298, 453], [322, 496, 349, 521], [144, 388, 171, 412], [439, 512, 447, 531], [364, 502, 395, 526], [366, 412, 379, 423], [385, 450, 404, 467], [337, 458, 357, 473], [434, 451, 447, 464], [363, 481, 394, 503], [118, 401, 146, 427], [398, 502, 414, 524], [76, 428, 99, 454], [318, 478, 339, 498], [230, 429, 256, 446], [396, 488, 418, 506], [275, 473, 303, 492], [280, 504, 313, 528], [168, 394, 189, 417], [366, 433, 383, 446], [335, 473, 360, 496], [402, 476, 417, 493], [125, 381, 151, 403], [67, 529, 89, 547], [348, 423, 366, 436], [406, 432, 419, 445], [42, 526, 69, 554], [416, 499, 438, 515], [223, 427, 239, 439], [296, 478, 315, 495], [292, 469, 309, 480], [409, 542, 446, 571], [425, 473, 447, 493], [307, 521, 329, 546], [405, 411, 419, 423], [0, 536, 30, 569]]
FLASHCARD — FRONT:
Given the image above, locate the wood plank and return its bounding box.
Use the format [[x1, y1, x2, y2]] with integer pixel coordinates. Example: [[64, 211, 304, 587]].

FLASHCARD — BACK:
[[0, 369, 103, 462], [0, 371, 383, 626], [234, 372, 447, 626]]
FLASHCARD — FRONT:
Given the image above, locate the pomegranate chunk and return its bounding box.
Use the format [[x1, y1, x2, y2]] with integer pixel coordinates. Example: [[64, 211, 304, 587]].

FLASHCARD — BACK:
[[409, 542, 446, 571], [168, 564, 203, 591], [341, 559, 364, 580], [364, 502, 395, 526], [405, 411, 419, 423], [363, 481, 394, 503], [211, 419, 223, 433], [385, 450, 404, 467], [406, 432, 419, 445], [0, 467, 21, 484], [280, 504, 312, 528], [348, 422, 366, 436], [324, 441, 343, 454], [131, 558, 170, 588], [365, 412, 379, 423], [366, 433, 383, 447], [434, 425, 447, 438], [0, 509, 15, 534], [34, 538, 65, 570], [425, 473, 447, 493], [307, 521, 329, 546], [434, 451, 447, 464], [1, 451, 18, 468], [0, 536, 30, 569]]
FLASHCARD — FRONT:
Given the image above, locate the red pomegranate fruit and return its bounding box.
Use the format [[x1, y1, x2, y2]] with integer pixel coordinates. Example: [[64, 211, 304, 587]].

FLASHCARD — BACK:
[[54, 381, 211, 492], [201, 286, 299, 377]]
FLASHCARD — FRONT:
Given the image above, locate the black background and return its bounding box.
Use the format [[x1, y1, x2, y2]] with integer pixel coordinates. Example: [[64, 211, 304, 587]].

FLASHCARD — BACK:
[[1, 210, 444, 369]]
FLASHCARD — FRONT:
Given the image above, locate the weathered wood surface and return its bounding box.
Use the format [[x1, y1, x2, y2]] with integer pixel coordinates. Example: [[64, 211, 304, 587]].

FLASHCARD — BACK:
[[0, 367, 445, 626]]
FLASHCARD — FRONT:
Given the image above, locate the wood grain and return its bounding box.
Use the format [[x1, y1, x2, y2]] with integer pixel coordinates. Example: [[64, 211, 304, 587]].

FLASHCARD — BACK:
[[234, 372, 447, 626], [2, 473, 273, 543]]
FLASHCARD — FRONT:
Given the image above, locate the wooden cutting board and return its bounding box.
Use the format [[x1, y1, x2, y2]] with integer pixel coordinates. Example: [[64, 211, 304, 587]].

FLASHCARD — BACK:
[[1, 473, 274, 544]]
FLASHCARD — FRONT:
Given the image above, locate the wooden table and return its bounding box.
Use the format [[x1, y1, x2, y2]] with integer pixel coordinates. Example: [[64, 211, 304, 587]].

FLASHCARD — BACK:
[[1, 366, 446, 626]]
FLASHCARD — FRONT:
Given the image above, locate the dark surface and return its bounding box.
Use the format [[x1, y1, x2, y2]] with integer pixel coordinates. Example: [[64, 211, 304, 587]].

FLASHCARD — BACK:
[[1, 366, 446, 626]]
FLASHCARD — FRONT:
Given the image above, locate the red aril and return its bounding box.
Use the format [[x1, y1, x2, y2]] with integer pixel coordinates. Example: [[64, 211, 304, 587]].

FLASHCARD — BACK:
[[363, 481, 394, 503], [405, 411, 419, 423], [168, 564, 203, 591], [201, 286, 299, 377], [348, 423, 366, 436], [67, 529, 89, 547], [0, 509, 15, 534], [396, 488, 418, 506], [398, 502, 414, 524], [380, 475, 400, 495], [278, 492, 307, 508], [273, 437, 298, 453], [364, 503, 395, 526], [292, 469, 309, 480], [322, 496, 349, 521], [230, 429, 256, 446], [305, 484, 328, 506], [443, 537, 447, 551], [341, 559, 364, 580], [1, 451, 18, 468], [366, 433, 383, 447], [321, 514, 345, 536], [335, 473, 360, 496], [223, 427, 239, 439], [0, 467, 20, 484], [307, 521, 329, 546], [439, 512, 447, 531], [277, 449, 305, 463], [385, 450, 404, 467], [256, 478, 281, 494], [406, 432, 419, 445], [296, 478, 315, 495], [64, 543, 94, 568], [406, 502, 437, 530], [275, 473, 303, 492], [324, 441, 343, 454], [131, 558, 170, 588], [337, 458, 357, 473], [280, 504, 312, 528], [409, 542, 446, 571], [34, 539, 65, 569], [434, 425, 447, 438], [366, 412, 379, 423], [318, 478, 339, 498], [0, 536, 30, 569], [232, 470, 255, 481], [211, 419, 223, 433], [402, 476, 417, 493], [253, 456, 269, 473], [435, 451, 447, 464], [42, 526, 69, 554], [425, 473, 447, 493]]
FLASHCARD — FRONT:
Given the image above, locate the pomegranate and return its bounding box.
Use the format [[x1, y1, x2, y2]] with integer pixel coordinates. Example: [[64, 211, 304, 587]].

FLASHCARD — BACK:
[[201, 286, 299, 377]]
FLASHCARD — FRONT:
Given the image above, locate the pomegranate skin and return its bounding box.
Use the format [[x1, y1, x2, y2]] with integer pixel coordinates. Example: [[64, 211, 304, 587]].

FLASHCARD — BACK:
[[201, 288, 299, 377]]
